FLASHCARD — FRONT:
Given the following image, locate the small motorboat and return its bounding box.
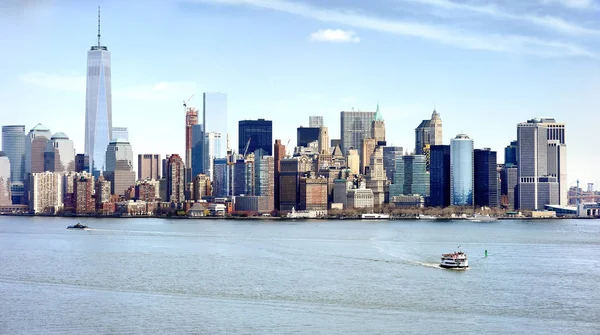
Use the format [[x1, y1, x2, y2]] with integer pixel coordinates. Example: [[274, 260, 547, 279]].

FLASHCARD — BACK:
[[467, 214, 497, 222], [440, 246, 469, 269], [66, 223, 89, 230], [361, 213, 390, 220], [418, 214, 437, 220]]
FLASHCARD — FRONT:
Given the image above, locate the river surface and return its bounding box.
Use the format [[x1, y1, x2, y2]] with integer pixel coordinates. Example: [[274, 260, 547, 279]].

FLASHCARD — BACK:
[[0, 216, 599, 334]]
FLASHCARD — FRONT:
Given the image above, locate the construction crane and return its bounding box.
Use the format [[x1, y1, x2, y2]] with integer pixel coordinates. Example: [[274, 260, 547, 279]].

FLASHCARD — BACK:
[[183, 94, 195, 109], [286, 139, 291, 157], [243, 137, 252, 158]]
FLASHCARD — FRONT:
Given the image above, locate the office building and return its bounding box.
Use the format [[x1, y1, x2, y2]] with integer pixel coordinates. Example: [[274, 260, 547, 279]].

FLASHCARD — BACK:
[[340, 110, 375, 154], [25, 124, 52, 175], [383, 146, 403, 182], [501, 165, 518, 209], [347, 188, 374, 209], [29, 171, 63, 214], [390, 155, 429, 197], [517, 118, 566, 209], [450, 134, 474, 206], [185, 107, 199, 168], [274, 139, 285, 210], [104, 139, 135, 196], [361, 138, 376, 175], [330, 139, 341, 148], [192, 174, 211, 201], [44, 132, 76, 173], [309, 116, 323, 128], [190, 124, 204, 177], [429, 145, 451, 207], [299, 174, 328, 210], [212, 158, 229, 197], [138, 154, 161, 181], [233, 157, 255, 196], [85, 8, 112, 176], [279, 156, 312, 211], [95, 175, 112, 210], [504, 140, 518, 166], [256, 155, 274, 211], [415, 109, 443, 155], [0, 152, 11, 206], [297, 127, 320, 148], [2, 125, 26, 204], [318, 127, 329, 154], [365, 147, 387, 206], [203, 131, 222, 181], [474, 148, 499, 208], [203, 92, 227, 158], [372, 104, 385, 145], [166, 154, 185, 203], [75, 154, 89, 173], [347, 149, 360, 175], [239, 119, 273, 156], [112, 127, 128, 141]]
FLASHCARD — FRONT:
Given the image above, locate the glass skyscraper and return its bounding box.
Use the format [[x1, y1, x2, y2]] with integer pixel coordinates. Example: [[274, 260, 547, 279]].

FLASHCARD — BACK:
[[238, 119, 273, 156], [191, 124, 204, 177], [389, 155, 429, 197], [340, 111, 375, 154], [203, 93, 227, 158], [450, 134, 474, 206], [2, 125, 26, 204], [429, 145, 451, 207], [297, 127, 320, 147], [474, 148, 499, 208], [204, 132, 222, 181], [85, 8, 112, 176]]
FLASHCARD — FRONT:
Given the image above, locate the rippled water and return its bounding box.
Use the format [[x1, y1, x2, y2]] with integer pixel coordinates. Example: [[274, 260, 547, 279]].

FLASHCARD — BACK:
[[1, 216, 599, 334]]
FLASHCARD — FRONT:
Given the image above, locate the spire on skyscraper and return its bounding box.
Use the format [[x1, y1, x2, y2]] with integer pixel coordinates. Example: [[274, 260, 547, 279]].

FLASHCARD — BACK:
[[97, 6, 101, 48], [374, 102, 383, 122]]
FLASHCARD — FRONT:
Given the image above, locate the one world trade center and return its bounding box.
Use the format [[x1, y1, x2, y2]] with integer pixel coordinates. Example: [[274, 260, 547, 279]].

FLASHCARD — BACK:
[[85, 7, 112, 177]]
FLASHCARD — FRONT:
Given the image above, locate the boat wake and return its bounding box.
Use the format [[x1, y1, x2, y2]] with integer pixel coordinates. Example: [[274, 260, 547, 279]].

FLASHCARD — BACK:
[[370, 241, 443, 270]]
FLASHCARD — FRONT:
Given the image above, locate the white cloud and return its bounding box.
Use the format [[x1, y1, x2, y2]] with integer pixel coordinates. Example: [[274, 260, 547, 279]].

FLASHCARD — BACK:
[[188, 0, 597, 59], [540, 0, 596, 9], [310, 29, 360, 42], [20, 72, 85, 92], [409, 0, 600, 36]]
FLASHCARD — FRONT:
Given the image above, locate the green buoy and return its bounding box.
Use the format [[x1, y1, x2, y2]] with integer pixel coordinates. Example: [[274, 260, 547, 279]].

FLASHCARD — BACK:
[[485, 249, 488, 257]]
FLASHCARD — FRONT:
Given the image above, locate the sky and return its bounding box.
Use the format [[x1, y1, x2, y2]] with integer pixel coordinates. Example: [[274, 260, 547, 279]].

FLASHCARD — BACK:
[[1, 0, 599, 187]]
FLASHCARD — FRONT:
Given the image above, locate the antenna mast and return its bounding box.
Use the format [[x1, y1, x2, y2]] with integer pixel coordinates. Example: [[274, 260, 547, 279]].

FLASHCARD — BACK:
[[97, 6, 101, 47]]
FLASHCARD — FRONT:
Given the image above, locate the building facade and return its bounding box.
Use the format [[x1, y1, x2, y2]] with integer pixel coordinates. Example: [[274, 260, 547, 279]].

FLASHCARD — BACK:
[[203, 131, 222, 181], [74, 173, 95, 214], [365, 147, 387, 206], [390, 155, 429, 197], [474, 148, 499, 208], [104, 139, 135, 196], [138, 154, 161, 180], [190, 124, 204, 177], [383, 146, 403, 182], [44, 132, 76, 173], [415, 110, 443, 155], [429, 145, 451, 207], [274, 139, 286, 210], [299, 174, 328, 210], [166, 154, 185, 203], [501, 165, 518, 209], [372, 104, 385, 145], [85, 10, 112, 176], [340, 110, 375, 154], [297, 127, 320, 148], [29, 171, 63, 214], [279, 156, 312, 211], [309, 116, 323, 128], [450, 134, 474, 206], [0, 152, 11, 206], [238, 119, 273, 156], [203, 92, 228, 158], [185, 107, 199, 169], [2, 125, 26, 204]]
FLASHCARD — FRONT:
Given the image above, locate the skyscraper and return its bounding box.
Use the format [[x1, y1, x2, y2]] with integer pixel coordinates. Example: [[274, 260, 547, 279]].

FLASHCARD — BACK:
[[415, 110, 443, 155], [274, 139, 286, 210], [138, 154, 161, 180], [190, 124, 204, 177], [0, 152, 11, 206], [238, 119, 273, 156], [517, 118, 565, 210], [204, 132, 223, 181], [44, 133, 76, 173], [504, 140, 518, 166], [85, 7, 112, 176], [104, 139, 135, 196], [297, 127, 320, 147], [389, 155, 429, 197], [365, 147, 387, 206], [203, 92, 227, 158], [166, 154, 185, 203], [340, 110, 375, 154], [185, 107, 199, 168], [383, 146, 403, 182], [29, 171, 63, 214], [2, 125, 26, 204], [25, 124, 52, 175], [309, 116, 324, 128], [212, 158, 229, 197], [372, 104, 385, 145], [429, 145, 451, 207], [474, 148, 499, 208], [450, 134, 474, 206]]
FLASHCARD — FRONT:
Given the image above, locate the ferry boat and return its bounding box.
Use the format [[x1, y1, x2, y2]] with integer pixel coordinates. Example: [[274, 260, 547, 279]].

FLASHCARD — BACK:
[[418, 214, 437, 220], [440, 247, 469, 269], [467, 214, 497, 222], [66, 223, 90, 230], [361, 213, 390, 220]]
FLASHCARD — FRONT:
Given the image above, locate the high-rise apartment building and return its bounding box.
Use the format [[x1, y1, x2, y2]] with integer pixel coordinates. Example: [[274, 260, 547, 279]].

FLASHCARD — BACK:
[[104, 139, 135, 196], [138, 154, 161, 180], [238, 119, 273, 156], [0, 152, 11, 206], [390, 155, 429, 198], [29, 171, 63, 214], [75, 154, 90, 173], [415, 110, 443, 155], [44, 132, 76, 173], [185, 107, 199, 168], [309, 116, 323, 128], [112, 127, 128, 141], [429, 145, 451, 207], [474, 148, 499, 208], [74, 173, 95, 214], [450, 134, 474, 206], [166, 154, 185, 203], [85, 8, 112, 176], [340, 110, 375, 154], [203, 92, 227, 158], [274, 139, 285, 210], [517, 118, 566, 210], [192, 174, 211, 201], [2, 125, 26, 204]]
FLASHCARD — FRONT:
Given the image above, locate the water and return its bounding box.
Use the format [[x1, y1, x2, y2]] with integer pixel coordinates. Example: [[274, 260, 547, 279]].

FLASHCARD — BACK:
[[1, 216, 599, 334]]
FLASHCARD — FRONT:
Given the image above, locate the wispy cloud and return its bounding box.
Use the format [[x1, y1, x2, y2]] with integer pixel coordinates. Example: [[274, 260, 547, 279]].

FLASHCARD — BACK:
[[310, 29, 360, 43], [187, 0, 597, 59], [20, 72, 85, 92], [406, 0, 600, 36], [540, 0, 596, 9]]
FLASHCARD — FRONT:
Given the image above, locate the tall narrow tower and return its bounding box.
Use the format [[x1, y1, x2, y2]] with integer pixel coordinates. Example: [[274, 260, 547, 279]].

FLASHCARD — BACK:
[[85, 6, 113, 177]]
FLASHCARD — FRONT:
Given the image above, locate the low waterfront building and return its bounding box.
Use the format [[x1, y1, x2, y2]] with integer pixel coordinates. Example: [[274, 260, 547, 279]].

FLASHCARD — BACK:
[[347, 188, 374, 209], [299, 174, 328, 211], [234, 195, 270, 212], [391, 195, 425, 208]]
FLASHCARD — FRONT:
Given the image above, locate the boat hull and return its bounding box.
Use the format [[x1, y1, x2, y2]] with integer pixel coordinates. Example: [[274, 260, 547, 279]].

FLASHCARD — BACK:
[[440, 264, 469, 269]]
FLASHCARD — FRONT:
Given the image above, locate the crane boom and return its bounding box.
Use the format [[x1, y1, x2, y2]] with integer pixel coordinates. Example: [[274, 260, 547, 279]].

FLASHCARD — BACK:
[[243, 137, 252, 158], [183, 94, 195, 108]]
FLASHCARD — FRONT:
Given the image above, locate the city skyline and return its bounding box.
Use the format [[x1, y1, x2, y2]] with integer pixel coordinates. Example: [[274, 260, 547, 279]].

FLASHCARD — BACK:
[[1, 1, 599, 186]]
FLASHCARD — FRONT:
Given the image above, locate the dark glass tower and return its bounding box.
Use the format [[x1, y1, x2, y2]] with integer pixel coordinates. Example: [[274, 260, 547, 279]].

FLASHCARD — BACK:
[[429, 145, 451, 207], [296, 127, 320, 147], [474, 148, 499, 208], [191, 124, 204, 177], [238, 119, 273, 156], [504, 140, 518, 167]]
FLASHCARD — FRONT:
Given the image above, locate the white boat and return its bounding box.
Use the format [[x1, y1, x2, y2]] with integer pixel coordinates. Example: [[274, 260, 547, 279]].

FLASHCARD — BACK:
[[361, 213, 390, 220], [418, 214, 437, 220], [467, 214, 497, 222], [440, 247, 469, 269]]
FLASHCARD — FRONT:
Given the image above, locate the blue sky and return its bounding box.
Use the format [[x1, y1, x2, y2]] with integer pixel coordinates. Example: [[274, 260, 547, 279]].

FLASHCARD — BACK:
[[1, 0, 599, 187]]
